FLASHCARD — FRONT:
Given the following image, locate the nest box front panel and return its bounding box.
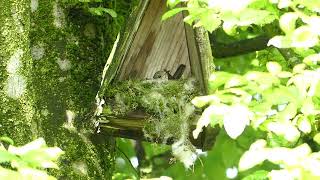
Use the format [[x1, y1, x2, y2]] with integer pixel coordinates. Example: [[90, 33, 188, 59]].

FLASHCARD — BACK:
[[118, 0, 191, 80]]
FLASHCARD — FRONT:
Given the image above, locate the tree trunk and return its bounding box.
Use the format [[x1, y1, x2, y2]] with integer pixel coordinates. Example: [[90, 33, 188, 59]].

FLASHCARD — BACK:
[[0, 0, 135, 179]]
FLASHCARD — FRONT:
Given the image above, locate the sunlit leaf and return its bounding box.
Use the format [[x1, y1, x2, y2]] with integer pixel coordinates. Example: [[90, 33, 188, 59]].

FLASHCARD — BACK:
[[224, 75, 248, 88], [208, 72, 234, 92], [279, 12, 299, 34], [223, 104, 252, 139], [302, 15, 320, 35], [293, 64, 306, 74], [0, 150, 19, 163], [291, 26, 319, 48], [191, 95, 220, 108], [267, 122, 300, 143], [277, 0, 292, 8], [194, 9, 221, 32], [267, 61, 282, 75], [0, 137, 14, 146], [237, 9, 277, 26], [268, 35, 292, 48], [313, 133, 320, 145], [295, 0, 320, 13], [267, 144, 311, 164], [193, 104, 227, 139], [303, 53, 320, 66], [238, 140, 267, 171], [88, 7, 117, 17], [301, 98, 316, 115], [167, 0, 183, 8], [209, 0, 254, 12], [297, 116, 311, 134], [19, 168, 56, 180], [242, 170, 269, 180], [277, 71, 292, 78], [162, 7, 188, 21], [8, 138, 46, 155]]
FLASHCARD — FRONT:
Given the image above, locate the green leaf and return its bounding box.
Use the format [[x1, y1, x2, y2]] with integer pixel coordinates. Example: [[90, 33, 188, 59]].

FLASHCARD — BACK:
[[0, 168, 22, 180], [19, 168, 57, 180], [267, 35, 292, 48], [267, 144, 311, 165], [296, 116, 311, 134], [238, 9, 277, 26], [301, 97, 316, 115], [208, 72, 234, 92], [224, 75, 248, 88], [210, 0, 253, 12], [223, 104, 252, 139], [266, 61, 282, 75], [8, 138, 46, 155], [194, 9, 221, 32], [0, 150, 19, 163], [313, 133, 320, 145], [267, 122, 300, 143], [88, 7, 117, 17], [162, 7, 188, 21], [277, 71, 292, 78], [102, 8, 117, 18], [193, 104, 227, 139], [0, 137, 14, 145], [302, 16, 320, 35], [291, 26, 319, 48], [303, 54, 320, 66], [295, 0, 320, 13], [191, 95, 220, 108], [21, 150, 59, 169], [279, 12, 299, 34], [238, 140, 268, 171], [242, 170, 269, 180], [245, 71, 280, 89], [167, 0, 183, 8], [277, 0, 292, 8], [293, 64, 306, 74]]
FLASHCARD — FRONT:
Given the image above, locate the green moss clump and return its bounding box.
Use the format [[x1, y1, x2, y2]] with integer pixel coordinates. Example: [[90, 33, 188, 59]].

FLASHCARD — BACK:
[[103, 79, 199, 143]]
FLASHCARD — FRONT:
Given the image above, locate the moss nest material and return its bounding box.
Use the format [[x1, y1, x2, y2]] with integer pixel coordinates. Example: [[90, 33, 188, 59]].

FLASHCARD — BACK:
[[103, 78, 199, 143]]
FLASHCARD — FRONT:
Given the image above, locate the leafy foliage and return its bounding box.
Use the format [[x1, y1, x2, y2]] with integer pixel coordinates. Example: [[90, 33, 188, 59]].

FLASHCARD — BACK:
[[0, 137, 63, 180], [108, 0, 320, 179], [163, 0, 320, 179]]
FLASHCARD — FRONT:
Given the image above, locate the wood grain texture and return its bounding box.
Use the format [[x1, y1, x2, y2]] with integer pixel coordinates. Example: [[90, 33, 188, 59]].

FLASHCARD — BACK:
[[97, 0, 150, 98], [117, 0, 191, 80]]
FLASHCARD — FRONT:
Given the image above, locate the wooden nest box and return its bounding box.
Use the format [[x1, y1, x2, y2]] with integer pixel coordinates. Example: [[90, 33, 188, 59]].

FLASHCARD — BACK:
[[97, 0, 217, 150]]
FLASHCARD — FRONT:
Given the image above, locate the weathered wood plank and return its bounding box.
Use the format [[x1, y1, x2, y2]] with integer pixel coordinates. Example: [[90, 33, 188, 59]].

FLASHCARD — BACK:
[[99, 114, 205, 149], [117, 0, 191, 80], [96, 0, 150, 99]]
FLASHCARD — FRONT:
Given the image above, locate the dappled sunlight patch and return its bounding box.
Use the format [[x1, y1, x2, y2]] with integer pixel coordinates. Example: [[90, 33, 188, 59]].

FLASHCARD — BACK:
[[7, 49, 23, 74], [72, 161, 88, 176], [63, 110, 76, 130], [31, 44, 45, 60], [53, 1, 65, 28], [56, 58, 71, 71], [129, 157, 139, 169], [5, 74, 27, 99], [226, 166, 238, 179], [31, 0, 38, 13]]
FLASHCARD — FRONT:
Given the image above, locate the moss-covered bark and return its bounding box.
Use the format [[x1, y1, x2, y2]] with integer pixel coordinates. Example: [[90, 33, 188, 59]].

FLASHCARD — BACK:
[[0, 0, 135, 179], [0, 0, 36, 144]]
